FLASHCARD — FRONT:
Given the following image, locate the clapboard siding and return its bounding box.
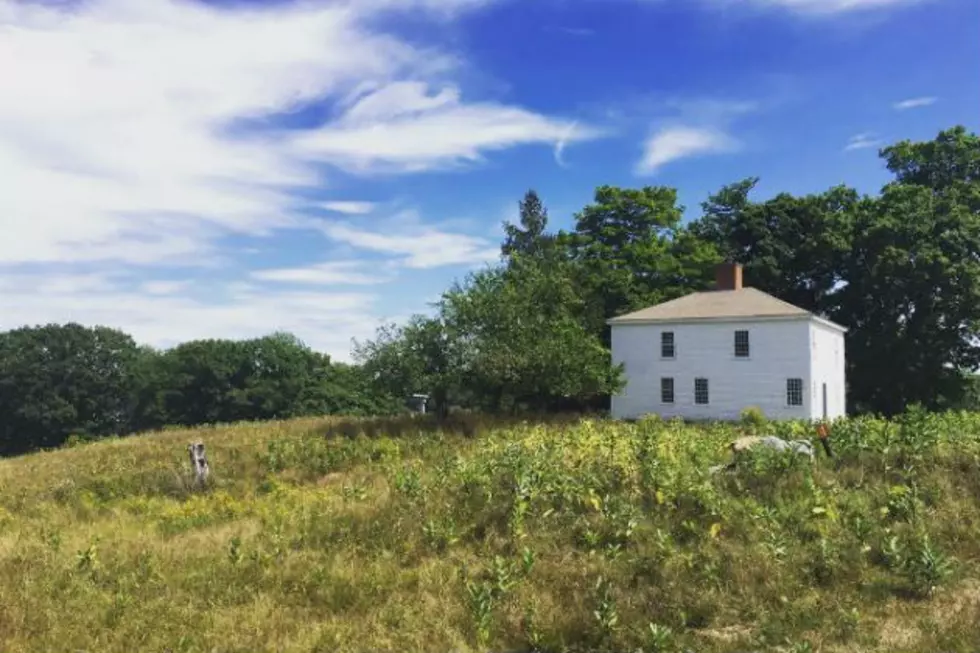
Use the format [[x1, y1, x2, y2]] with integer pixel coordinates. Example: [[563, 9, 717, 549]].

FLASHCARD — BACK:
[[610, 318, 816, 421], [808, 320, 847, 420]]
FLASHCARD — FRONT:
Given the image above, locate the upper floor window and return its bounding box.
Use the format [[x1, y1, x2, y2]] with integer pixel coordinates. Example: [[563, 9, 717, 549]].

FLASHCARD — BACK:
[[734, 330, 750, 358], [661, 331, 675, 358]]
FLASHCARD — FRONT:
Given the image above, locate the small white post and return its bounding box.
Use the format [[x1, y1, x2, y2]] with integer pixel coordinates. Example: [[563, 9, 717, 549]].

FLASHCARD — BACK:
[[188, 441, 210, 487]]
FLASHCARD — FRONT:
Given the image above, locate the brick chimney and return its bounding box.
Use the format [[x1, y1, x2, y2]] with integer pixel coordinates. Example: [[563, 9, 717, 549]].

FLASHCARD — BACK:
[[715, 262, 743, 291]]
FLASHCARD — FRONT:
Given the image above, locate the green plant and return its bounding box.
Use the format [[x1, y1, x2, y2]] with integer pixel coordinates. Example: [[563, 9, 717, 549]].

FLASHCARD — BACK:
[[422, 517, 459, 552], [904, 533, 955, 598], [465, 579, 495, 648], [739, 406, 767, 432], [522, 602, 546, 652], [644, 623, 675, 653], [592, 576, 619, 642], [228, 536, 244, 565], [788, 640, 814, 653], [393, 466, 424, 498]]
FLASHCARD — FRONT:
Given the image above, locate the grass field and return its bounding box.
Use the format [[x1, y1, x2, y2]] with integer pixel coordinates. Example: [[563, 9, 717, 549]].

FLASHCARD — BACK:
[[1, 411, 979, 652]]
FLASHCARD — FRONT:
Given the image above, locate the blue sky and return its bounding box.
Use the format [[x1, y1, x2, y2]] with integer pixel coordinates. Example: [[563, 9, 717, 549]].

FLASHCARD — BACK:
[[1, 0, 978, 362]]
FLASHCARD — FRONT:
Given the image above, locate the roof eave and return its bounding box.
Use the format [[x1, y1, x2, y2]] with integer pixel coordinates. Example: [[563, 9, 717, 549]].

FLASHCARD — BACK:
[[607, 314, 806, 326], [810, 314, 849, 333], [607, 313, 848, 332]]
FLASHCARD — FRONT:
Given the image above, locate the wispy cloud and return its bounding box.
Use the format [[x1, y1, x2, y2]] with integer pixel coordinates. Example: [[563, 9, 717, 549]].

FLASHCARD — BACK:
[[320, 220, 501, 269], [844, 132, 883, 151], [251, 261, 392, 286], [0, 0, 595, 266], [627, 98, 756, 176], [553, 121, 585, 168], [546, 26, 596, 36], [893, 96, 938, 110], [0, 270, 383, 362], [700, 0, 927, 15], [0, 0, 594, 359], [291, 81, 601, 174], [635, 126, 738, 175], [141, 281, 193, 296], [319, 201, 377, 215]]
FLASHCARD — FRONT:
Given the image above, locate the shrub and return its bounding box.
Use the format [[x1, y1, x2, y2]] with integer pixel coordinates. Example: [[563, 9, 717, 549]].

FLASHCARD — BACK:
[[739, 406, 768, 432]]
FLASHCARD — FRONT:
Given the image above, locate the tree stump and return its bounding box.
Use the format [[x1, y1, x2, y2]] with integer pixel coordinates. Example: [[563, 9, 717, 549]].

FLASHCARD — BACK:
[[187, 441, 210, 487]]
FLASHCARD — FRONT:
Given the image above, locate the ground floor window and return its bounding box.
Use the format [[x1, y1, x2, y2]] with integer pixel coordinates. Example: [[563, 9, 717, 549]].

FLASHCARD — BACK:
[[694, 378, 709, 404], [787, 378, 804, 406], [661, 377, 674, 403]]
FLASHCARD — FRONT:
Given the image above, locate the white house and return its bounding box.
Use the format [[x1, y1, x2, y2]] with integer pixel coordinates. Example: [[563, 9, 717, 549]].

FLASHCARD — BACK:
[[608, 263, 847, 422]]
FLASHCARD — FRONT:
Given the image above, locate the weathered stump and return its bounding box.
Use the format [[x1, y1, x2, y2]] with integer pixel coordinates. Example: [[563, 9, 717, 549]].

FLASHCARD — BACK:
[[188, 441, 210, 487]]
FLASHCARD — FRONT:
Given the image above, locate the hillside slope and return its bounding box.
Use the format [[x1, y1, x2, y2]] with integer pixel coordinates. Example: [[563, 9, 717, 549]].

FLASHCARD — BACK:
[[1, 413, 979, 652]]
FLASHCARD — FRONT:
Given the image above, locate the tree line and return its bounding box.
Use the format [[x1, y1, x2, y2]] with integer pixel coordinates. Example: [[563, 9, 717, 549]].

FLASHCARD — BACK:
[[2, 126, 978, 456], [0, 327, 400, 456], [354, 126, 980, 418]]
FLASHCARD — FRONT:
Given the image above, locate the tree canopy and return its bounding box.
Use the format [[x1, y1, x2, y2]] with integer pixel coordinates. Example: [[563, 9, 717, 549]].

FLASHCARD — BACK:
[[356, 126, 980, 417], [3, 125, 979, 455]]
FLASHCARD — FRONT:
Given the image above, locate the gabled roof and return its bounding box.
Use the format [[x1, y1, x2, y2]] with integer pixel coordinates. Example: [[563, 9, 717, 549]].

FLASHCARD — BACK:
[[607, 287, 846, 331]]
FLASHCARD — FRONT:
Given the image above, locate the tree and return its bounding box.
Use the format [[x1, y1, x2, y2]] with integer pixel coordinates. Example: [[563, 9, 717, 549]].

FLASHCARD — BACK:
[[353, 315, 464, 417], [502, 189, 554, 260], [440, 253, 623, 412], [837, 127, 980, 414], [881, 125, 980, 190], [559, 185, 719, 340], [689, 126, 980, 415], [0, 323, 143, 455], [151, 332, 390, 427], [690, 178, 857, 317]]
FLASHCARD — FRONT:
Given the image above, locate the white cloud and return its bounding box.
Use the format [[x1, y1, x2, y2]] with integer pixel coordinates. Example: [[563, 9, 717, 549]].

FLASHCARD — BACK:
[[251, 261, 392, 286], [701, 0, 927, 14], [320, 201, 378, 215], [893, 96, 938, 110], [553, 120, 582, 168], [0, 0, 597, 358], [635, 126, 738, 175], [0, 270, 384, 362], [844, 132, 883, 151], [0, 0, 593, 266], [141, 280, 192, 296], [291, 81, 600, 173], [321, 221, 501, 269]]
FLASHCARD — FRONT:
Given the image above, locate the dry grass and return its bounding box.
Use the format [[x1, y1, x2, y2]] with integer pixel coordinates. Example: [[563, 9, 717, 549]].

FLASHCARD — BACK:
[[1, 411, 980, 652]]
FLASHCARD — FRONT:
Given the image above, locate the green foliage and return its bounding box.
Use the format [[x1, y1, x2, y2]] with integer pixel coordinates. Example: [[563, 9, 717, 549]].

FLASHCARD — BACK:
[[561, 185, 719, 339], [348, 125, 980, 419], [441, 253, 623, 412], [739, 406, 767, 432], [0, 326, 399, 457], [4, 125, 980, 455], [0, 323, 143, 455], [502, 189, 555, 260], [2, 413, 980, 651]]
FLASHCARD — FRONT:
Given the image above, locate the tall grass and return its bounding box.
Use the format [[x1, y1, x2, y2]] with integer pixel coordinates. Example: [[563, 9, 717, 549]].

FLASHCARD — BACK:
[[1, 411, 979, 652]]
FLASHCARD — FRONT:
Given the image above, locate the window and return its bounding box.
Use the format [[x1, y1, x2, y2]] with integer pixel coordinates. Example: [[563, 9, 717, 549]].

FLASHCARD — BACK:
[[661, 331, 675, 358], [787, 378, 803, 406], [694, 378, 709, 405], [734, 330, 750, 358], [661, 377, 674, 404]]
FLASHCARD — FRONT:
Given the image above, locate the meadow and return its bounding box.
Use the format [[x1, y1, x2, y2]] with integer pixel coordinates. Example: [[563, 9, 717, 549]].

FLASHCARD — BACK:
[[1, 410, 979, 652]]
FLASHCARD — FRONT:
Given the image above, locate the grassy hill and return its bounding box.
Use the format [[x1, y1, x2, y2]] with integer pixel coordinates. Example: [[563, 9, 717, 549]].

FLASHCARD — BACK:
[[1, 412, 979, 653]]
